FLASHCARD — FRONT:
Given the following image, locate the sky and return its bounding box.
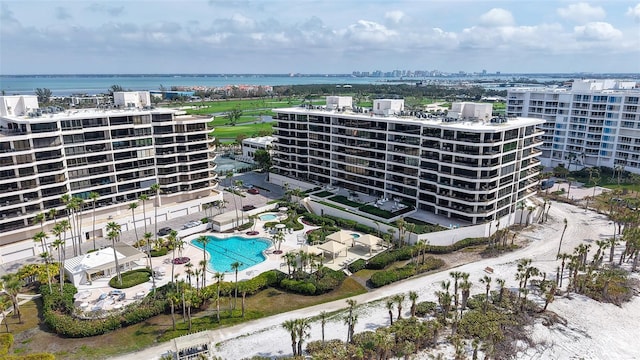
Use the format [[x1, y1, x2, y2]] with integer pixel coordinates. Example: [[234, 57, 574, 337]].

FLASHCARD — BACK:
[[1, 0, 639, 75]]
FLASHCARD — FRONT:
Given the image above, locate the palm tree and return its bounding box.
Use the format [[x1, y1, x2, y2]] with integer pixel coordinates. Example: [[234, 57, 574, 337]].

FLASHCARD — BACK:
[[295, 318, 311, 356], [385, 298, 394, 325], [393, 293, 405, 320], [214, 272, 224, 322], [150, 184, 161, 250], [0, 274, 22, 323], [184, 262, 194, 286], [184, 289, 194, 331], [282, 319, 299, 356], [106, 222, 123, 285], [197, 235, 210, 287], [167, 230, 178, 286], [51, 223, 65, 292], [479, 275, 492, 314], [272, 230, 285, 254], [167, 291, 178, 331], [319, 311, 328, 343], [409, 291, 418, 318], [345, 299, 358, 343], [61, 194, 76, 256], [33, 231, 47, 257], [89, 191, 100, 251], [33, 212, 46, 239], [460, 277, 472, 315], [47, 208, 58, 225], [139, 194, 149, 234], [129, 201, 140, 245], [231, 261, 242, 310], [0, 296, 11, 332], [556, 218, 568, 257]]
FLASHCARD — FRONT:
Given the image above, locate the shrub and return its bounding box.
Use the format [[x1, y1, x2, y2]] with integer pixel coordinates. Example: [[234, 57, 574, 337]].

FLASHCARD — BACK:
[[201, 217, 209, 224], [425, 237, 488, 254], [416, 257, 446, 272], [41, 283, 168, 338], [280, 279, 316, 295], [109, 268, 151, 289], [150, 247, 168, 257], [369, 271, 398, 287], [312, 267, 345, 293], [415, 301, 437, 317], [366, 246, 414, 269], [0, 333, 13, 355], [348, 259, 366, 273]]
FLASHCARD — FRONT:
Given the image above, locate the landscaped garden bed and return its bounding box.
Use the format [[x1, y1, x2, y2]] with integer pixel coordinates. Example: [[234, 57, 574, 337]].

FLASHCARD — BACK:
[[172, 257, 190, 265], [109, 268, 152, 289]]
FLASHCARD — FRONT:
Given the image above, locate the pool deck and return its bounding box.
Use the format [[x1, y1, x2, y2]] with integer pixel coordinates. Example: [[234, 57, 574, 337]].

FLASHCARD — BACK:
[[72, 213, 383, 313]]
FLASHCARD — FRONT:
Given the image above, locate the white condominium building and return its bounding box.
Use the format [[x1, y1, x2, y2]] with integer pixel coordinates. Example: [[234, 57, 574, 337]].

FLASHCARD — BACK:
[[507, 79, 640, 173], [272, 97, 544, 225], [0, 92, 219, 262]]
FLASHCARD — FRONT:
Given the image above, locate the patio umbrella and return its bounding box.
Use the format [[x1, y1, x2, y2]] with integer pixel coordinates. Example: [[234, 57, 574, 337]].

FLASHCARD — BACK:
[[326, 230, 354, 244], [318, 240, 347, 261]]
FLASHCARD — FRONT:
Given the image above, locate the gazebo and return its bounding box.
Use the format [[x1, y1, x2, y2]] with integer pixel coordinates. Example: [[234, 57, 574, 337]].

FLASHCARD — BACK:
[[354, 234, 382, 255], [301, 244, 323, 256], [318, 240, 347, 261], [326, 230, 355, 245]]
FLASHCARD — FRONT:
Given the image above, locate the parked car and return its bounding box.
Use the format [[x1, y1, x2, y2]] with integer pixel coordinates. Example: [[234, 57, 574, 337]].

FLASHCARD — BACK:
[[248, 188, 260, 194], [157, 227, 172, 236], [242, 205, 256, 211]]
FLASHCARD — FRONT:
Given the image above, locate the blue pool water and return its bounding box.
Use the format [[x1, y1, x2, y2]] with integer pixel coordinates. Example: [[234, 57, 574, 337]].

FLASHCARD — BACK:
[[191, 236, 272, 272], [351, 233, 361, 239], [259, 213, 278, 221]]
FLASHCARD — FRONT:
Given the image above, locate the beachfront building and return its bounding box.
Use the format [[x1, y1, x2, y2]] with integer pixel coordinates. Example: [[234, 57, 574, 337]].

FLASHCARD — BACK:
[[507, 79, 640, 174], [0, 92, 221, 263], [271, 97, 544, 225]]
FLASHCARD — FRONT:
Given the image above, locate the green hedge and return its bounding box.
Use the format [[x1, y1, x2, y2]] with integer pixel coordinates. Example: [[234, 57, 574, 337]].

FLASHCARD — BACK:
[[328, 195, 361, 208], [347, 259, 366, 273], [109, 269, 151, 289], [369, 257, 444, 288], [280, 279, 316, 295], [150, 247, 168, 257], [275, 267, 345, 295], [366, 247, 414, 270], [426, 237, 488, 254], [40, 284, 168, 338], [313, 268, 346, 294]]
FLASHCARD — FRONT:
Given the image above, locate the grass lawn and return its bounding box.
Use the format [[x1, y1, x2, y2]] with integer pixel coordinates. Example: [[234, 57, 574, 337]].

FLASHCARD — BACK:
[[15, 278, 366, 359], [183, 98, 303, 116], [212, 123, 274, 143]]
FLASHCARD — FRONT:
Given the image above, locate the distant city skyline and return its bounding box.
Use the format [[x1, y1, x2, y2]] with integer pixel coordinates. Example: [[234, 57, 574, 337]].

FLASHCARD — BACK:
[[1, 0, 639, 75]]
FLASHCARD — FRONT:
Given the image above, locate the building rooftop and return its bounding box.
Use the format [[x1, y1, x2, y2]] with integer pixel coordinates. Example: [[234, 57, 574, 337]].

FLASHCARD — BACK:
[[274, 104, 544, 131]]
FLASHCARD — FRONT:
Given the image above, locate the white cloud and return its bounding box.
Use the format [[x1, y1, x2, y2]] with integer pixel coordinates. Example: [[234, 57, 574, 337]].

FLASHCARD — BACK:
[[557, 3, 606, 23], [479, 8, 515, 27], [384, 10, 405, 24], [342, 20, 397, 44], [627, 3, 640, 22], [574, 22, 622, 41]]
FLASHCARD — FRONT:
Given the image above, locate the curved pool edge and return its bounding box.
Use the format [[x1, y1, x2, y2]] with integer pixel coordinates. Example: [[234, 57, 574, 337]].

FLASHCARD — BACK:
[[189, 233, 274, 273]]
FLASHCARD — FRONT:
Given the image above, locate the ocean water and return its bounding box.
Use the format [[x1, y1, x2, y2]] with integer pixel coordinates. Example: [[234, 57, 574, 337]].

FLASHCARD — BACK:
[[0, 74, 397, 96], [0, 73, 577, 97]]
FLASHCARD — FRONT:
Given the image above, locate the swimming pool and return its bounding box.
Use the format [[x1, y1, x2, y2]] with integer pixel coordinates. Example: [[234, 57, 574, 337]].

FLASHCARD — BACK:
[[351, 233, 361, 239], [191, 235, 272, 272], [259, 213, 278, 221]]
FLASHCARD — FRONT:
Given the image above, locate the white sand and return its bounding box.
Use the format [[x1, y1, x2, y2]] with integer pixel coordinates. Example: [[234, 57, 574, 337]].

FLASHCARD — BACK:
[[112, 200, 640, 360]]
